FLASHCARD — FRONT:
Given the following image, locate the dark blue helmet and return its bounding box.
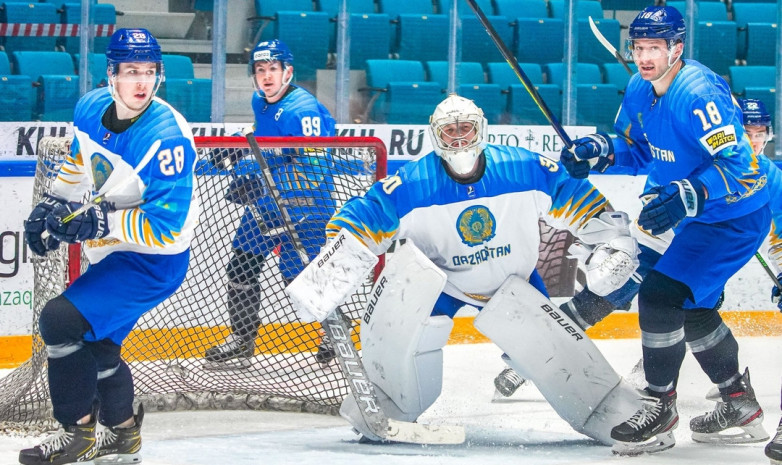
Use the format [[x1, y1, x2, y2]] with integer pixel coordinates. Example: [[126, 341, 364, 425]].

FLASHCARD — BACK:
[[629, 6, 686, 43], [106, 28, 162, 70], [738, 98, 772, 128], [248, 39, 294, 75]]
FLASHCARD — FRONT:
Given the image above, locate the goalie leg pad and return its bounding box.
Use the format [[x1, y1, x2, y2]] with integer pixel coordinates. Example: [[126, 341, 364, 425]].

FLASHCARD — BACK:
[[362, 240, 451, 416], [473, 276, 641, 445]]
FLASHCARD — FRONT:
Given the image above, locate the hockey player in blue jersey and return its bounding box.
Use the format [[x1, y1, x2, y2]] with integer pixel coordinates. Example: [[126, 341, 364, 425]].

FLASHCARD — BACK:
[[203, 39, 337, 367], [559, 6, 770, 455], [287, 94, 645, 445], [19, 28, 199, 465]]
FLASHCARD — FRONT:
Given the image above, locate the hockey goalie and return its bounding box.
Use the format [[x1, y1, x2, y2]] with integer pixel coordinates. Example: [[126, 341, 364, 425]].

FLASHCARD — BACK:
[[286, 94, 643, 445]]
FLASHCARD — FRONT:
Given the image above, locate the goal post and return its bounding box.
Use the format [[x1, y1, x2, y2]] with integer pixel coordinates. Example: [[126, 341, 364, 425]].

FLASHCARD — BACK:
[[0, 135, 387, 433]]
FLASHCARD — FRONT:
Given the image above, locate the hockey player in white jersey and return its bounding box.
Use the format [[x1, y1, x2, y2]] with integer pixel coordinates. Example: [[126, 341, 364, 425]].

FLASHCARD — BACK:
[[20, 28, 199, 465], [287, 94, 645, 445]]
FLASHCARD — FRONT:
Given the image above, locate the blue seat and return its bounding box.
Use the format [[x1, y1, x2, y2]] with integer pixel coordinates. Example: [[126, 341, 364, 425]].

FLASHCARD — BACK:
[[666, 2, 727, 20], [466, 0, 496, 15], [549, 0, 604, 19], [457, 83, 505, 124], [0, 50, 9, 74], [495, 0, 547, 18], [346, 14, 391, 69], [425, 61, 486, 90], [364, 59, 441, 123], [379, 0, 435, 18], [514, 18, 564, 64], [37, 74, 79, 121], [254, 0, 314, 16], [600, 0, 655, 11], [162, 54, 196, 79], [487, 62, 545, 88], [544, 63, 603, 86], [0, 75, 32, 120], [60, 3, 116, 55], [318, 0, 375, 15], [728, 65, 776, 121], [272, 11, 330, 81], [694, 21, 738, 76], [732, 3, 778, 65], [578, 18, 621, 64], [161, 78, 212, 122], [1, 2, 58, 53], [460, 15, 513, 64], [396, 14, 449, 62], [577, 84, 621, 133], [507, 84, 562, 125], [601, 62, 637, 91], [73, 53, 108, 88]]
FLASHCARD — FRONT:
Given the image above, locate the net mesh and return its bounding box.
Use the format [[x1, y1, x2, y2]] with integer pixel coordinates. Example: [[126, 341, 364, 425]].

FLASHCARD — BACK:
[[0, 135, 576, 435]]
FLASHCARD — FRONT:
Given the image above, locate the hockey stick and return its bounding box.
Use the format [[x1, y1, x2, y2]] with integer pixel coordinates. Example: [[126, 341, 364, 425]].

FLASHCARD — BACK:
[[588, 16, 634, 75], [243, 128, 310, 265], [464, 0, 574, 149], [754, 252, 782, 289], [41, 139, 161, 239]]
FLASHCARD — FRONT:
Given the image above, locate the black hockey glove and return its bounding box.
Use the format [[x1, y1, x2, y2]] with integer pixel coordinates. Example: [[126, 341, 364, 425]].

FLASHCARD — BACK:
[[225, 175, 267, 205], [560, 132, 614, 179], [45, 201, 111, 243], [637, 179, 705, 235], [24, 193, 65, 256]]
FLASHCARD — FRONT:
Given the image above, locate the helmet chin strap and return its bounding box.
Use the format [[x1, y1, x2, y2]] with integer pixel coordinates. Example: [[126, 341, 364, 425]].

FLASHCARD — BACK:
[[651, 44, 682, 86], [255, 65, 293, 100], [108, 75, 156, 118]]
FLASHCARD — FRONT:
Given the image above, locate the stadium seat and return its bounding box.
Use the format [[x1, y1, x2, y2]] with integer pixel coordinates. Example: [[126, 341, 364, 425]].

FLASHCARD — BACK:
[[487, 62, 545, 89], [0, 50, 9, 74], [666, 2, 728, 21], [73, 53, 108, 89], [458, 83, 505, 124], [160, 78, 212, 122], [549, 0, 604, 20], [495, 0, 547, 18], [13, 50, 78, 120], [60, 3, 116, 55], [465, 0, 496, 15], [665, 2, 736, 75], [600, 0, 655, 12], [364, 59, 442, 123], [379, 0, 436, 18], [577, 84, 621, 133], [271, 11, 330, 81], [253, 0, 315, 17], [460, 15, 513, 64], [1, 2, 58, 53], [0, 75, 32, 120], [729, 65, 776, 96], [601, 62, 637, 91], [544, 63, 603, 86], [425, 61, 486, 90], [318, 0, 375, 16], [514, 18, 564, 65], [487, 62, 560, 125], [162, 54, 196, 79], [732, 3, 778, 65], [396, 14, 449, 62], [578, 18, 621, 64], [344, 14, 391, 69]]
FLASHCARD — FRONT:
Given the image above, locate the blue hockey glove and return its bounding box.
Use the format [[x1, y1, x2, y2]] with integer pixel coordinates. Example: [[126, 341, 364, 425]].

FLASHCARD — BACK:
[[23, 193, 65, 256], [771, 274, 782, 312], [45, 201, 111, 243], [637, 179, 705, 235], [225, 175, 267, 205], [560, 132, 614, 179]]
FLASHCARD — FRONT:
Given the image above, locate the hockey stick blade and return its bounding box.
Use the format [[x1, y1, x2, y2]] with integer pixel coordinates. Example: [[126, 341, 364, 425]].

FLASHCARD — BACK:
[[755, 252, 782, 289], [588, 16, 634, 76], [323, 309, 465, 445]]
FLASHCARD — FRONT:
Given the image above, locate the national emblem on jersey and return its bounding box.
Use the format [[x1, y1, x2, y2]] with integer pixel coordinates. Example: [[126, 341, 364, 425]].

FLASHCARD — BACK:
[[90, 152, 113, 190], [456, 205, 496, 246]]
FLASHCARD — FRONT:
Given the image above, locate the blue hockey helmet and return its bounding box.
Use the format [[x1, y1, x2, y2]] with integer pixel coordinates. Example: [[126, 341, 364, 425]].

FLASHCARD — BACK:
[[739, 98, 772, 128], [248, 39, 294, 75], [106, 28, 163, 71], [629, 6, 686, 44]]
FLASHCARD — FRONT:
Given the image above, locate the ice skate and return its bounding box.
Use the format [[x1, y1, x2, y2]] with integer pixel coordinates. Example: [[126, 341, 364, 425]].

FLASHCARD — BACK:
[[19, 415, 97, 465], [95, 404, 144, 464], [690, 368, 768, 444], [493, 367, 526, 399], [203, 334, 255, 369], [765, 417, 782, 465], [610, 389, 678, 456]]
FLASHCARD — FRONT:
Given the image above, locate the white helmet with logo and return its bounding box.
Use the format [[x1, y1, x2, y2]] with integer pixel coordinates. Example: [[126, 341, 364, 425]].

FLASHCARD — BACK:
[[428, 94, 488, 177]]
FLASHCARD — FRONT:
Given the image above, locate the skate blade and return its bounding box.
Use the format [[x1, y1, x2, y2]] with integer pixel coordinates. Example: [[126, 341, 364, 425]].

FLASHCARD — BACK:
[[692, 422, 770, 444], [95, 452, 142, 464], [202, 357, 253, 371], [770, 458, 782, 465], [611, 430, 676, 456]]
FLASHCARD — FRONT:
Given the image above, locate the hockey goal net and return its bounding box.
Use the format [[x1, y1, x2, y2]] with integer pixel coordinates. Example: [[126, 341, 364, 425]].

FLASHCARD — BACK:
[[0, 135, 577, 434], [0, 135, 386, 433]]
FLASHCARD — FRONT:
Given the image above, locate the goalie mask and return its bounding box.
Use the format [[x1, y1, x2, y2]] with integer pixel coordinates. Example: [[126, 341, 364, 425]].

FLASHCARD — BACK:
[[739, 98, 773, 155], [249, 39, 294, 101], [428, 94, 488, 178], [105, 28, 164, 115]]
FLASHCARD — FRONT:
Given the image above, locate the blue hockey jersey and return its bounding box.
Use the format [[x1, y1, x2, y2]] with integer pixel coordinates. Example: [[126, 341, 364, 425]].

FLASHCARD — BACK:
[[51, 87, 199, 264], [327, 146, 608, 307]]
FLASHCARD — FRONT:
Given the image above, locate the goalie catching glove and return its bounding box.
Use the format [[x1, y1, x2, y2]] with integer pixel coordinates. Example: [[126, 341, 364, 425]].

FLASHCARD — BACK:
[[568, 211, 640, 296]]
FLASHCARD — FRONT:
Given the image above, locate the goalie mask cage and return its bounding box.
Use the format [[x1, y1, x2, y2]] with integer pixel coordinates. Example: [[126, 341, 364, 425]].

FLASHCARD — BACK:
[[0, 135, 387, 433], [0, 135, 576, 434]]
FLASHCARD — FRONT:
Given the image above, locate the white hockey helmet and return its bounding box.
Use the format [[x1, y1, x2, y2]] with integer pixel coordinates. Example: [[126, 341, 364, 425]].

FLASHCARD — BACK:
[[428, 94, 488, 177]]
